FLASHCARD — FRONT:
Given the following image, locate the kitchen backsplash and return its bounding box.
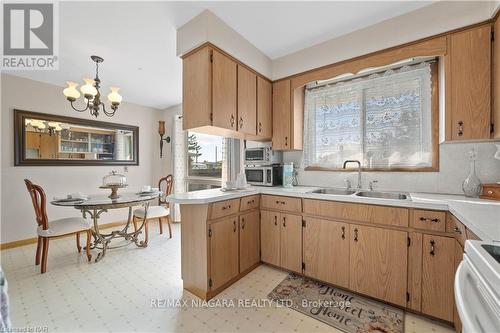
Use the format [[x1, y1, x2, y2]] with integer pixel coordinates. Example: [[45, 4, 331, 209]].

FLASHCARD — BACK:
[[282, 142, 500, 194]]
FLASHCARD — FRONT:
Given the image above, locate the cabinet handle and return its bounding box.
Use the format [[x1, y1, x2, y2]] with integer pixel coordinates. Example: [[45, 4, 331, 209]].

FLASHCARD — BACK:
[[233, 220, 236, 233], [274, 215, 277, 226], [354, 228, 358, 242], [453, 226, 462, 234], [341, 226, 345, 240], [419, 217, 440, 223], [429, 240, 435, 256], [285, 136, 288, 146], [258, 122, 262, 133], [247, 199, 254, 204], [230, 114, 235, 127], [282, 216, 286, 227], [458, 121, 464, 136], [241, 218, 245, 230], [239, 117, 243, 129], [275, 200, 286, 205], [222, 205, 231, 210], [487, 190, 493, 195]]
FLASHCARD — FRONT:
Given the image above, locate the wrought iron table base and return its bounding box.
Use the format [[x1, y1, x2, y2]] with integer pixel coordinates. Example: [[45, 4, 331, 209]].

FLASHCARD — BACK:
[[82, 202, 150, 262]]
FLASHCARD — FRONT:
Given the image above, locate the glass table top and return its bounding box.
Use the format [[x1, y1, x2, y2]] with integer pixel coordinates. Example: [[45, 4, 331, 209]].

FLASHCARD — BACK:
[[51, 192, 161, 208]]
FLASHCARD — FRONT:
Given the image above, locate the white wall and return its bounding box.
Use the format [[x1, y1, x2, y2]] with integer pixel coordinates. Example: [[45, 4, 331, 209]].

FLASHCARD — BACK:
[[0, 74, 171, 243], [272, 1, 494, 79], [177, 10, 272, 78], [283, 142, 500, 194]]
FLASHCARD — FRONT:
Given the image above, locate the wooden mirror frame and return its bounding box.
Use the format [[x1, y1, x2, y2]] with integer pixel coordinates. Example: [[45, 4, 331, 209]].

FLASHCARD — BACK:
[[14, 109, 139, 166]]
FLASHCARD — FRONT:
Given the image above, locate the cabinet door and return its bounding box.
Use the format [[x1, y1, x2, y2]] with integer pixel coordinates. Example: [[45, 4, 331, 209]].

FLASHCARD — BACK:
[[257, 77, 272, 139], [239, 210, 260, 272], [272, 80, 291, 150], [26, 132, 40, 150], [349, 224, 408, 306], [303, 217, 349, 288], [260, 210, 280, 266], [209, 217, 239, 290], [182, 46, 211, 130], [494, 17, 500, 139], [449, 25, 491, 140], [280, 213, 302, 273], [421, 234, 455, 322], [40, 133, 58, 159], [212, 49, 237, 131], [237, 65, 257, 135], [453, 240, 463, 333]]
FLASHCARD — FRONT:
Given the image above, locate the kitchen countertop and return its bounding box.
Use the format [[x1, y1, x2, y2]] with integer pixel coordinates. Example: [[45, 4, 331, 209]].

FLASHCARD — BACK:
[[166, 186, 500, 242]]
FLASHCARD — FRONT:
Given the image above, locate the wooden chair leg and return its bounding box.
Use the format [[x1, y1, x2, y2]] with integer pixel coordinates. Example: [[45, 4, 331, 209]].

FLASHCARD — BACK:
[[132, 216, 138, 232], [86, 230, 92, 262], [76, 232, 82, 253], [41, 238, 49, 274], [166, 215, 172, 239], [158, 217, 163, 234], [35, 236, 42, 265]]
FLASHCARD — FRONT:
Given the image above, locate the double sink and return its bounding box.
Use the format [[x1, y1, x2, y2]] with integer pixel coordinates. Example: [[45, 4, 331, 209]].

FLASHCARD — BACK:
[[307, 188, 410, 200]]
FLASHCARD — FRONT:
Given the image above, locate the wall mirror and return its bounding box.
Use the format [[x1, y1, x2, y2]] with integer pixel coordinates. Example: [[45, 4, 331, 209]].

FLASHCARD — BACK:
[[14, 109, 139, 166]]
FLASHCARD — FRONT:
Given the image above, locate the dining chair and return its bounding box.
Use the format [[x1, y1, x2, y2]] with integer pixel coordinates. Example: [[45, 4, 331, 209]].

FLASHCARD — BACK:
[[24, 179, 93, 274], [133, 175, 173, 242]]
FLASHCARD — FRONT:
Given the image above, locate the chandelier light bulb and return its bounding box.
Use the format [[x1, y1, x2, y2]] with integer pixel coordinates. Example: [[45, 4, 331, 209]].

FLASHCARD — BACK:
[[80, 78, 98, 98], [107, 87, 123, 105], [63, 81, 81, 101]]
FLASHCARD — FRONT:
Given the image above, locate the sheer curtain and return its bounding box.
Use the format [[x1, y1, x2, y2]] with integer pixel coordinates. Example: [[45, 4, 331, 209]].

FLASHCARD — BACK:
[[303, 62, 433, 169], [172, 115, 185, 222]]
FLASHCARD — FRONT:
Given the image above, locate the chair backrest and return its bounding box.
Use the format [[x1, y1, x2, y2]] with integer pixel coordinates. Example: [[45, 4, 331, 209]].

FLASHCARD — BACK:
[[158, 175, 173, 206], [24, 179, 49, 230]]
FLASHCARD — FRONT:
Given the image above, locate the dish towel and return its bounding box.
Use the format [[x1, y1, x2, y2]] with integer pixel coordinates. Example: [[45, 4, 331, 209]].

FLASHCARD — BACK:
[[0, 267, 11, 331]]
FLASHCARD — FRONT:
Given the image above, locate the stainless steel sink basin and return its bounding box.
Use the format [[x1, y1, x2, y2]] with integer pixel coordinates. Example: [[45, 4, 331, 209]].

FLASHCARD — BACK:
[[355, 191, 409, 200], [309, 188, 357, 195]]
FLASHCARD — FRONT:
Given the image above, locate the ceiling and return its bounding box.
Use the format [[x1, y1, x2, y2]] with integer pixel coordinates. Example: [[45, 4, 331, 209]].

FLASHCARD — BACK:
[[6, 1, 435, 109]]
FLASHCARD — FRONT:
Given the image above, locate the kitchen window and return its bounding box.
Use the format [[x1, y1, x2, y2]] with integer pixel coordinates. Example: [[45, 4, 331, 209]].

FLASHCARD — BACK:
[[303, 60, 438, 171]]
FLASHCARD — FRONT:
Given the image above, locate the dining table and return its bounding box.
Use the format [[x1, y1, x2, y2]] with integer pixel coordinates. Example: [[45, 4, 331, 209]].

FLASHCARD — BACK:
[[51, 192, 160, 262]]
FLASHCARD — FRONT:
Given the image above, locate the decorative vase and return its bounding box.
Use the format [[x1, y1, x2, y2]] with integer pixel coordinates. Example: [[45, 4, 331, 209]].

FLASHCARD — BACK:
[[462, 149, 481, 198]]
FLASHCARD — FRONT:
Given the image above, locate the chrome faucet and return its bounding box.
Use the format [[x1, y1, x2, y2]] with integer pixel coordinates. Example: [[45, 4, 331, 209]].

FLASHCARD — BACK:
[[343, 160, 362, 190]]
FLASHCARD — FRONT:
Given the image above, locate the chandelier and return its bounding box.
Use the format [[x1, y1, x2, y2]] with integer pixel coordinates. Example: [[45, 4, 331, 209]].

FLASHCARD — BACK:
[[63, 55, 122, 117]]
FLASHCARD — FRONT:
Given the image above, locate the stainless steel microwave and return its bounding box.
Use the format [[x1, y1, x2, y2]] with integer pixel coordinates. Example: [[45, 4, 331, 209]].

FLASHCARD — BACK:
[[244, 147, 282, 165], [245, 165, 282, 187]]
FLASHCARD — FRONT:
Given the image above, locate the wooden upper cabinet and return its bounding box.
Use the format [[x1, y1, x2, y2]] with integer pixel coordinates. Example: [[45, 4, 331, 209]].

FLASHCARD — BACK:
[[239, 210, 260, 273], [209, 216, 239, 290], [421, 234, 455, 322], [494, 18, 500, 139], [40, 133, 58, 159], [237, 65, 257, 135], [303, 217, 350, 289], [257, 77, 272, 139], [349, 224, 408, 307], [26, 132, 40, 150], [272, 80, 291, 150], [183, 46, 212, 130], [212, 49, 237, 131], [447, 25, 492, 141]]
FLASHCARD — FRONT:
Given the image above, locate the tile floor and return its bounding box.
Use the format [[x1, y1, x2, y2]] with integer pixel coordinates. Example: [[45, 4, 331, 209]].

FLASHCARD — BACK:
[[2, 223, 454, 333]]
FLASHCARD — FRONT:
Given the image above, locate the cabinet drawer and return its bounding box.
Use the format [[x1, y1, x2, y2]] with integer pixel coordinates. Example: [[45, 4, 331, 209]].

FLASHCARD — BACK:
[[261, 195, 302, 213], [481, 184, 500, 201], [209, 199, 240, 220], [446, 214, 466, 246], [411, 209, 446, 232], [240, 195, 260, 212]]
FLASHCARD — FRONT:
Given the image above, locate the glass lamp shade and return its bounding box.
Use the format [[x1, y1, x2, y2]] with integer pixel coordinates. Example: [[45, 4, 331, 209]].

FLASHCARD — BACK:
[[107, 87, 122, 104], [80, 78, 98, 98], [158, 120, 166, 135], [63, 81, 81, 101]]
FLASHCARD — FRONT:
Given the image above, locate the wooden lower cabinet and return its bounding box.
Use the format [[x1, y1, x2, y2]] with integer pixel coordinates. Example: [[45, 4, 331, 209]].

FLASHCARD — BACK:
[[209, 217, 239, 290], [239, 210, 260, 272], [280, 213, 302, 273], [453, 240, 463, 333], [260, 210, 280, 266], [349, 224, 408, 307], [303, 217, 350, 288], [421, 234, 455, 322]]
